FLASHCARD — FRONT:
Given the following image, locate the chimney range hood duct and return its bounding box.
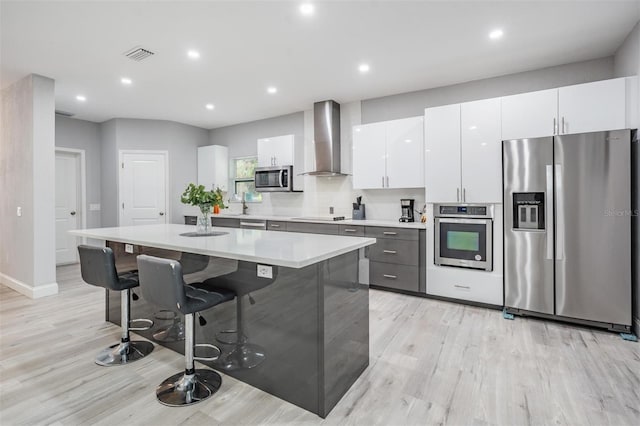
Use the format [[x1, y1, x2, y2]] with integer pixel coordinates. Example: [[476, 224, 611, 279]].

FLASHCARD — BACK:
[[302, 100, 348, 176]]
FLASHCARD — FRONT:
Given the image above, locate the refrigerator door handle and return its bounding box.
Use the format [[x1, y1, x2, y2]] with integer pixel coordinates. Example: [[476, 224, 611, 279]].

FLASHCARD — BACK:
[[555, 164, 564, 260], [546, 165, 554, 260]]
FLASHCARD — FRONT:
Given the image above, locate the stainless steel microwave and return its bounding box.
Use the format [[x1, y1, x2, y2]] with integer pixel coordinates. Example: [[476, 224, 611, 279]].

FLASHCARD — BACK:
[[255, 165, 294, 192]]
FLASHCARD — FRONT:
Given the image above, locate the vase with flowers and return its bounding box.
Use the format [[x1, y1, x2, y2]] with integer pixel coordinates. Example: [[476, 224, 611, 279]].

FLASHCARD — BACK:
[[181, 183, 225, 234]]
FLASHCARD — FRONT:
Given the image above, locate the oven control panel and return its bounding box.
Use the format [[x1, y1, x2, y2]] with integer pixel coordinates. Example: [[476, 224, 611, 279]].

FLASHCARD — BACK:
[[435, 204, 493, 218]]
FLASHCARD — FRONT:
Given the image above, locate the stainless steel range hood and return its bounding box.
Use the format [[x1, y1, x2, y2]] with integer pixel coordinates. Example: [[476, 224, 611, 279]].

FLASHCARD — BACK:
[[302, 100, 348, 176]]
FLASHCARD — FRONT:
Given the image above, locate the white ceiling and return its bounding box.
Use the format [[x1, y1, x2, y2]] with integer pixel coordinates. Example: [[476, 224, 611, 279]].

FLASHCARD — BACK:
[[1, 1, 639, 129]]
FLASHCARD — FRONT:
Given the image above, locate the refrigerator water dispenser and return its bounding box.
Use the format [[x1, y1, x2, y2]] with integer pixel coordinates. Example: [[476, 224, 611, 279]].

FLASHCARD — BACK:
[[512, 192, 545, 230]]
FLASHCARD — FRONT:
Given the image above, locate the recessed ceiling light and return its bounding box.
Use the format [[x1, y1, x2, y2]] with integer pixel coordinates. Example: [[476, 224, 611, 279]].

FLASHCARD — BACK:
[[121, 77, 132, 85], [489, 29, 504, 40], [358, 63, 370, 73], [76, 95, 86, 102], [205, 103, 215, 110], [187, 50, 200, 59], [267, 86, 278, 94], [299, 3, 315, 16]]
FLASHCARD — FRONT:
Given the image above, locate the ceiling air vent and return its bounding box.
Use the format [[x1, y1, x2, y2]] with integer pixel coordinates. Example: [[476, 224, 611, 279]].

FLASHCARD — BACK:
[[55, 110, 74, 117], [124, 46, 155, 61]]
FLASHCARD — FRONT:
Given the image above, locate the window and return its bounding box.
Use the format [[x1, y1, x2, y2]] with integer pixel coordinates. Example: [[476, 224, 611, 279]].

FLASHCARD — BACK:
[[232, 157, 262, 202]]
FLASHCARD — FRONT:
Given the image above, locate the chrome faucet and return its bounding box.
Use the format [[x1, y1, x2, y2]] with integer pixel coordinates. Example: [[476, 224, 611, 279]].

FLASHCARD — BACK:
[[241, 192, 248, 215]]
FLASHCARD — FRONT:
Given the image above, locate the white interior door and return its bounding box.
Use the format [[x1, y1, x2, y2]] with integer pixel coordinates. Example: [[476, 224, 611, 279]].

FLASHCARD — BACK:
[[120, 152, 168, 226], [55, 152, 80, 264]]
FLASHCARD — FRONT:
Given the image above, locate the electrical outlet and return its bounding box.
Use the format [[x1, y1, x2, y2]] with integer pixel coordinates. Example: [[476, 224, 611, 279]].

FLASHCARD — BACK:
[[257, 264, 273, 279], [125, 244, 134, 254], [329, 206, 334, 214], [89, 203, 101, 211], [16, 206, 22, 217]]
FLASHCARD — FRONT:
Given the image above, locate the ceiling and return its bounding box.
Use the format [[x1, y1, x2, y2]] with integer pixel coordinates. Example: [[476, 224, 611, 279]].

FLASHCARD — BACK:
[[1, 1, 639, 129]]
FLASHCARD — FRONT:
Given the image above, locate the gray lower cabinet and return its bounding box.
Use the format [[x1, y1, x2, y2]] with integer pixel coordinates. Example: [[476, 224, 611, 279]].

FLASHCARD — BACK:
[[365, 226, 420, 293], [286, 221, 340, 235], [211, 217, 241, 228], [267, 220, 288, 231], [370, 262, 420, 292]]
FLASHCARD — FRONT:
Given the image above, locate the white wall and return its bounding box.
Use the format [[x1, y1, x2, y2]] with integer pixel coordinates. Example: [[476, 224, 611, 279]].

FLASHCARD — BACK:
[[99, 118, 210, 226], [55, 116, 102, 229], [0, 74, 58, 298]]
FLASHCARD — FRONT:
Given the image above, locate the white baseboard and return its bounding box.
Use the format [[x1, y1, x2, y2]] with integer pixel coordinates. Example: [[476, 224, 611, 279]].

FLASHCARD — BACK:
[[0, 272, 58, 299]]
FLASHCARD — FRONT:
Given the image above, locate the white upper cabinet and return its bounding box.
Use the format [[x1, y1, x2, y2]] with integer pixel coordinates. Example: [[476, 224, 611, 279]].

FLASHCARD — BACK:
[[197, 145, 229, 191], [424, 104, 461, 203], [461, 98, 502, 203], [501, 78, 628, 140], [558, 78, 626, 135], [352, 122, 387, 189], [352, 117, 424, 189], [501, 89, 558, 140], [385, 117, 424, 189], [257, 134, 294, 167]]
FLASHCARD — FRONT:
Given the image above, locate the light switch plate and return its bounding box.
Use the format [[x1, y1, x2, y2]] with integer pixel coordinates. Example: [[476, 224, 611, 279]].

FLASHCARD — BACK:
[[257, 264, 273, 279], [125, 244, 134, 254], [16, 206, 22, 217]]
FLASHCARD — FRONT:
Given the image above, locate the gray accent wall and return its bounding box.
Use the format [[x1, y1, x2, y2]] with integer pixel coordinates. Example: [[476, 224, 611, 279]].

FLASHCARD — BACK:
[[99, 118, 209, 226], [614, 20, 640, 332], [361, 57, 615, 123], [0, 74, 57, 298], [55, 116, 102, 229], [209, 112, 304, 159]]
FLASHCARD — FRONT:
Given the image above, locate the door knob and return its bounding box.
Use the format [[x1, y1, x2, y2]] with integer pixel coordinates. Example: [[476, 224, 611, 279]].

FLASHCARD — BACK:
[[70, 211, 76, 216], [159, 212, 165, 216]]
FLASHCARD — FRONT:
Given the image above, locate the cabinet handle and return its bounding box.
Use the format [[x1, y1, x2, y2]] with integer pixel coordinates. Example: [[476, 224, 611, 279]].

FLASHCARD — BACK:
[[383, 231, 397, 235], [382, 176, 385, 187], [553, 118, 557, 135], [463, 188, 466, 202], [457, 188, 460, 202], [383, 274, 397, 279], [386, 176, 389, 187], [344, 228, 357, 233], [454, 284, 470, 290], [561, 117, 565, 134], [383, 250, 397, 254], [270, 224, 280, 228]]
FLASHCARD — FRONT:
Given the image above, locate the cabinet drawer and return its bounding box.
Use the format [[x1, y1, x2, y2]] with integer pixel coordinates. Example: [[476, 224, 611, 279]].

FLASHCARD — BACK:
[[267, 221, 288, 231], [365, 226, 418, 241], [211, 217, 240, 228], [368, 239, 418, 266], [184, 215, 197, 225], [339, 225, 364, 236], [370, 262, 419, 292], [286, 222, 339, 235]]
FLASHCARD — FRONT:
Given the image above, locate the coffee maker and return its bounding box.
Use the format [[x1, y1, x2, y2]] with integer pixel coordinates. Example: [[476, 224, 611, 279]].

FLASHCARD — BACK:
[[399, 199, 415, 223]]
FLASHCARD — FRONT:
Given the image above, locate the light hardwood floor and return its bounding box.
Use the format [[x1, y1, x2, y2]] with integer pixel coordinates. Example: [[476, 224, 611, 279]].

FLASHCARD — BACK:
[[1, 264, 639, 425]]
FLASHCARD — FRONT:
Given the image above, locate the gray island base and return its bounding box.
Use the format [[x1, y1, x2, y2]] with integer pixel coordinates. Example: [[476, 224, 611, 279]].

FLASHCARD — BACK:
[[106, 241, 369, 418]]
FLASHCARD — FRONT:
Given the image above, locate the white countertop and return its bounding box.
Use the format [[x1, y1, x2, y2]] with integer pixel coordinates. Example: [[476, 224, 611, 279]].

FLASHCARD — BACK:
[[211, 213, 427, 230], [71, 224, 376, 269]]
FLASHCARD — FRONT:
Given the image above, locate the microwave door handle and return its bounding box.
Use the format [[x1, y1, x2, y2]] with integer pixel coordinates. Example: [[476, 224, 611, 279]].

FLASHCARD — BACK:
[[279, 169, 284, 187]]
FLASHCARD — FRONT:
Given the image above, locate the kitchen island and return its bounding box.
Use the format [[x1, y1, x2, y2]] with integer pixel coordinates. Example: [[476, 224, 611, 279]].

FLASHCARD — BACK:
[[70, 224, 375, 417]]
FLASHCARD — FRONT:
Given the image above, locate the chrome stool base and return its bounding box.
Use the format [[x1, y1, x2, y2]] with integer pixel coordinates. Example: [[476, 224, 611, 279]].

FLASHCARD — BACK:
[[153, 321, 186, 342], [156, 369, 222, 407], [95, 340, 154, 366], [216, 343, 265, 370]]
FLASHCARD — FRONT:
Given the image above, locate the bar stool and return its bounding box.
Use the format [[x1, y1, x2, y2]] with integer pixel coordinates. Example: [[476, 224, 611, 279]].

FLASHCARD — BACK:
[[77, 245, 154, 366], [137, 254, 235, 407], [203, 261, 277, 370]]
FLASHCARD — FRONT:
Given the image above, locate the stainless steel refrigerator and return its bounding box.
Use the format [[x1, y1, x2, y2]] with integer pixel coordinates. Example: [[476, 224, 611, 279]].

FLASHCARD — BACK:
[[503, 129, 633, 332]]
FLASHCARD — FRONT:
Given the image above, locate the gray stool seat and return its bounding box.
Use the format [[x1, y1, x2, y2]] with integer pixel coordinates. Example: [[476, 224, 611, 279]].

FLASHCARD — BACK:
[[77, 245, 154, 366], [137, 254, 234, 407], [202, 261, 277, 370]]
